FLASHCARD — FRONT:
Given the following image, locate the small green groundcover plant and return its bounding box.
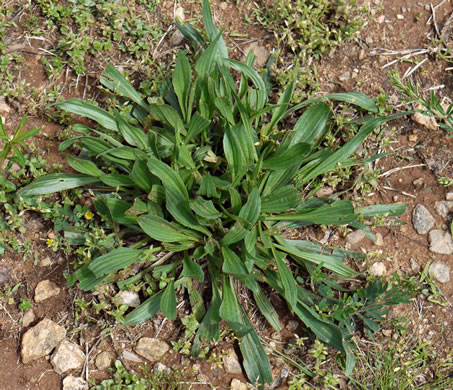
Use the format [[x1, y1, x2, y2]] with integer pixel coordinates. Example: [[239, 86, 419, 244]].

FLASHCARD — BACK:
[[20, 1, 408, 385]]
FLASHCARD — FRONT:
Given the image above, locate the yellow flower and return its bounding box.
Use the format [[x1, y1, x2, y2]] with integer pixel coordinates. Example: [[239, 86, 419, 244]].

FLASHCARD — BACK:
[[84, 210, 94, 220]]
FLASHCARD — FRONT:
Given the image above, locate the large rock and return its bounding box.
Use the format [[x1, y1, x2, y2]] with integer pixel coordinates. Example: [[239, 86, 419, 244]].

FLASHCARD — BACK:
[[223, 349, 242, 375], [135, 338, 170, 362], [428, 230, 453, 255], [21, 318, 66, 363], [34, 280, 61, 302], [412, 205, 434, 234], [51, 339, 85, 374], [62, 376, 88, 390], [429, 262, 450, 284]]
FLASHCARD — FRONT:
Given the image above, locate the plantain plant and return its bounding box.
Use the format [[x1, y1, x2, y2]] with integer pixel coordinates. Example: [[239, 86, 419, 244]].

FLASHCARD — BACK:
[[19, 1, 407, 385]]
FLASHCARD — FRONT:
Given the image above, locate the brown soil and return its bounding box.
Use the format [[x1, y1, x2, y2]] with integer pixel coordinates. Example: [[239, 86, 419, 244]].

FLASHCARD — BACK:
[[0, 0, 452, 389]]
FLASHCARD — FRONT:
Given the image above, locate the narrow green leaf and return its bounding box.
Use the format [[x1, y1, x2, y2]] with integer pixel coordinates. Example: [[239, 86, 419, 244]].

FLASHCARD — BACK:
[[221, 246, 248, 275], [239, 314, 273, 385], [173, 50, 192, 121], [176, 20, 204, 50], [268, 200, 356, 225], [253, 286, 282, 332], [182, 256, 204, 282], [131, 159, 155, 193], [261, 186, 301, 213], [18, 173, 99, 196], [138, 214, 200, 242], [289, 103, 331, 146], [114, 111, 148, 149], [190, 198, 222, 219], [185, 112, 211, 143], [65, 154, 103, 177], [274, 251, 297, 310], [202, 0, 228, 59], [56, 99, 118, 131], [101, 64, 148, 110], [295, 302, 346, 353], [122, 291, 163, 326], [147, 158, 189, 200], [166, 186, 211, 236], [160, 280, 177, 320], [276, 238, 357, 277], [263, 142, 311, 170], [89, 248, 144, 277], [358, 204, 407, 218], [100, 174, 134, 187]]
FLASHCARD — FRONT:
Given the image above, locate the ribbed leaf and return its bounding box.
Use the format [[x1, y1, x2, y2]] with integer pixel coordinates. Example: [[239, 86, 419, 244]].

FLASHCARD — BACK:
[[176, 19, 204, 50], [294, 302, 346, 353], [166, 186, 211, 236], [276, 238, 357, 277], [147, 158, 188, 200], [101, 64, 148, 109], [190, 198, 221, 219], [114, 111, 148, 149], [202, 0, 228, 60], [223, 124, 254, 181], [358, 204, 407, 218], [239, 188, 261, 225], [298, 117, 387, 184], [261, 186, 301, 213], [65, 154, 103, 177], [182, 256, 204, 282], [160, 280, 177, 320], [253, 286, 282, 332], [18, 173, 99, 196], [263, 142, 311, 170], [267, 200, 355, 225], [289, 103, 331, 146], [219, 276, 251, 336], [221, 246, 248, 275], [131, 159, 154, 193], [185, 112, 211, 143], [100, 174, 134, 187], [56, 99, 118, 131], [239, 314, 273, 385], [89, 248, 144, 277], [122, 291, 163, 326], [173, 50, 192, 121], [224, 59, 266, 109], [288, 92, 378, 114], [138, 214, 200, 242], [274, 251, 297, 310]]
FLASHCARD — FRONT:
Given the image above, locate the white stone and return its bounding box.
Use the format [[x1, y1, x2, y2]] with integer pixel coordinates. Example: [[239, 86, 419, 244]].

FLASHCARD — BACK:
[[446, 192, 453, 201], [22, 309, 35, 328], [122, 350, 143, 363], [374, 233, 384, 246], [51, 339, 86, 374], [412, 205, 435, 235], [429, 262, 450, 284], [231, 378, 248, 390], [62, 376, 88, 390], [135, 338, 170, 362], [21, 318, 66, 364], [34, 280, 61, 302], [174, 7, 185, 22], [223, 349, 242, 375], [428, 230, 453, 255], [95, 351, 113, 370], [346, 230, 366, 247], [0, 96, 11, 114], [244, 42, 269, 68], [412, 107, 438, 131], [113, 291, 140, 308], [369, 262, 386, 277]]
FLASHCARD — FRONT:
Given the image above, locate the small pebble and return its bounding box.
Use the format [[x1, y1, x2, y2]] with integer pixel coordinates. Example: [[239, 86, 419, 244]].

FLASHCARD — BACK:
[[446, 192, 453, 201], [397, 14, 404, 19], [369, 262, 386, 277], [408, 134, 418, 142]]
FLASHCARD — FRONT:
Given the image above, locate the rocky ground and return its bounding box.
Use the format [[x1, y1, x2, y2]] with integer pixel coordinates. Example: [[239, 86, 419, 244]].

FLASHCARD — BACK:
[[0, 0, 452, 389]]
